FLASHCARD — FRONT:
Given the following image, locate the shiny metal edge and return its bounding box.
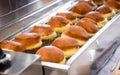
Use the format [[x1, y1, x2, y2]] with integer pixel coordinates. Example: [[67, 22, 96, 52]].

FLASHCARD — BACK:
[[39, 12, 120, 73], [0, 0, 62, 41], [42, 62, 70, 71], [69, 13, 120, 75], [0, 0, 39, 18], [0, 0, 120, 74], [66, 13, 120, 65], [0, 51, 41, 75], [0, 0, 77, 74], [42, 62, 70, 75]]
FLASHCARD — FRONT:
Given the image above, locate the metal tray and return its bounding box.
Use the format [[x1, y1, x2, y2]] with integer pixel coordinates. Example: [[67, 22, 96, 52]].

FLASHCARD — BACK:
[[0, 0, 120, 75], [0, 51, 42, 75], [0, 0, 61, 41], [40, 10, 120, 75]]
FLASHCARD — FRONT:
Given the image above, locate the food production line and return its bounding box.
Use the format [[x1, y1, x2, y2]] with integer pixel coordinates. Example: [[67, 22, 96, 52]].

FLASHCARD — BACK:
[[0, 0, 120, 75]]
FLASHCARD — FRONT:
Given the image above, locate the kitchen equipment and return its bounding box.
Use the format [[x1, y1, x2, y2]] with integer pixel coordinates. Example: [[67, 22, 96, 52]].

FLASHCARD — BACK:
[[95, 44, 120, 75], [0, 0, 120, 75], [0, 48, 11, 72], [0, 50, 42, 75], [90, 37, 120, 75]]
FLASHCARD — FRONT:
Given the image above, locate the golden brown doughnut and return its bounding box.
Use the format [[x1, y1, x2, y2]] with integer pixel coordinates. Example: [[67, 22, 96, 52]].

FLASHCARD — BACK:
[[61, 25, 89, 45], [30, 25, 57, 40], [47, 16, 70, 33], [71, 1, 93, 17], [75, 17, 99, 36], [52, 37, 79, 58], [0, 40, 25, 52], [85, 11, 108, 27], [14, 33, 42, 50], [36, 46, 66, 64], [96, 4, 115, 19]]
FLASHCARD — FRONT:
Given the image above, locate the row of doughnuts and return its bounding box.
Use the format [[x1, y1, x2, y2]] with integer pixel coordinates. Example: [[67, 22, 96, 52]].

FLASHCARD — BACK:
[[0, 0, 119, 64], [28, 0, 120, 63]]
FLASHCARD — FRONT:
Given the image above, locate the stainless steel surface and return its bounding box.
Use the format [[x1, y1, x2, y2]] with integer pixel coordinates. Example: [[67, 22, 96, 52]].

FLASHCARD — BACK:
[[90, 40, 120, 75], [69, 13, 120, 75], [0, 0, 120, 75], [0, 0, 11, 16], [0, 0, 39, 28], [21, 61, 42, 75], [42, 62, 70, 75], [0, 0, 62, 41], [0, 51, 42, 75], [97, 46, 120, 75], [0, 0, 56, 31], [21, 1, 120, 75], [0, 0, 37, 16]]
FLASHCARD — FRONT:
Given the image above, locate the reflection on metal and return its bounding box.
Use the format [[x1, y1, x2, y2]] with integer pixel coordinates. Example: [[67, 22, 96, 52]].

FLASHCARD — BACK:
[[0, 51, 42, 75], [89, 49, 96, 62], [69, 13, 120, 75], [0, 0, 55, 29], [0, 0, 60, 41], [0, 0, 120, 75]]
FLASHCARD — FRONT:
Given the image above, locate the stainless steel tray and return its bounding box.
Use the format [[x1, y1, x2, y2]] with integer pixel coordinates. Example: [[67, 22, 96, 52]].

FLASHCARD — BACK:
[[0, 0, 62, 41], [40, 10, 120, 75], [0, 0, 120, 75], [0, 51, 42, 75]]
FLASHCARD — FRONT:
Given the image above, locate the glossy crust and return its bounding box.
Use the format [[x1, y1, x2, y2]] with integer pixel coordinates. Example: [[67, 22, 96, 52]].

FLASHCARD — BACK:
[[52, 37, 79, 50], [85, 11, 106, 22], [75, 17, 99, 35], [30, 25, 57, 40], [105, 0, 120, 12], [79, 0, 97, 9], [52, 37, 79, 58], [56, 12, 76, 21], [14, 33, 42, 50], [47, 16, 70, 33], [62, 25, 89, 40], [36, 46, 65, 63], [96, 4, 113, 14], [96, 4, 115, 19], [85, 11, 108, 27], [92, 0, 104, 5], [71, 1, 93, 17], [0, 40, 24, 52], [61, 26, 89, 45]]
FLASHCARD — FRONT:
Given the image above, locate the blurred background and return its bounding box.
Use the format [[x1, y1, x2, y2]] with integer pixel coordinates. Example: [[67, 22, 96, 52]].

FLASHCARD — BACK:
[[0, 0, 53, 29]]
